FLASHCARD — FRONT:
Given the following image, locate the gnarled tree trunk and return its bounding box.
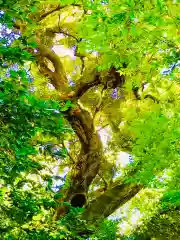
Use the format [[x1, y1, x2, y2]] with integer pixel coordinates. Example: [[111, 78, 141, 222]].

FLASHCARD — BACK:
[[13, 12, 142, 223], [34, 44, 142, 221]]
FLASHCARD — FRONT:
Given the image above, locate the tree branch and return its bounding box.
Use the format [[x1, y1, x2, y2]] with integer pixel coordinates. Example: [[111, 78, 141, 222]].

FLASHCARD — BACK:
[[73, 73, 101, 99], [82, 182, 143, 222], [144, 94, 160, 103], [93, 87, 105, 120], [39, 4, 82, 21], [37, 45, 68, 91], [73, 67, 126, 100], [97, 124, 109, 132], [46, 26, 81, 42], [46, 26, 85, 74]]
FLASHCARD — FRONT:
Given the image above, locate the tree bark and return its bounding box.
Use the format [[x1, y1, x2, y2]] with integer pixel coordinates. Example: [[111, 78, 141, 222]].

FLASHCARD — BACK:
[[82, 182, 142, 222], [54, 107, 103, 220], [65, 107, 103, 197]]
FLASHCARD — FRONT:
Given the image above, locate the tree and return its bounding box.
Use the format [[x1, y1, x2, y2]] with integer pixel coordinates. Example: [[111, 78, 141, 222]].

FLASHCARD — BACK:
[[0, 0, 180, 239]]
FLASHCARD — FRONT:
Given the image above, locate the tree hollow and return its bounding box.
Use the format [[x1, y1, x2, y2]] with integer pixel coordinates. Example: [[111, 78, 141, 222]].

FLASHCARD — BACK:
[[70, 193, 86, 208]]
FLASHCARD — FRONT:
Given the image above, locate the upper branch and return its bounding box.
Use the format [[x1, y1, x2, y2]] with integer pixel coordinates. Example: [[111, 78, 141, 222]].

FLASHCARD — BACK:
[[39, 4, 82, 21], [73, 73, 101, 99], [37, 45, 68, 91], [73, 67, 125, 100], [46, 26, 81, 42]]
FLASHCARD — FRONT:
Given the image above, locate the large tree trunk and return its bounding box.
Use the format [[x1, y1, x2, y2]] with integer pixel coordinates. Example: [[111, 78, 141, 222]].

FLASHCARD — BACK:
[[65, 108, 103, 196], [54, 107, 104, 220]]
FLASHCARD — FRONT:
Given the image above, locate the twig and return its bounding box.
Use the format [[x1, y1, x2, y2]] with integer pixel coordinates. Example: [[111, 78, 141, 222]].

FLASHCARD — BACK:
[[58, 14, 61, 33], [93, 87, 105, 120], [144, 94, 159, 103], [61, 141, 75, 164], [74, 43, 85, 74], [97, 124, 109, 132], [59, 29, 80, 42]]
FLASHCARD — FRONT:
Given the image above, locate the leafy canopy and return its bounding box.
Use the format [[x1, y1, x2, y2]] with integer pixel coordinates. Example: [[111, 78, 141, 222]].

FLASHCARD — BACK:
[[0, 0, 180, 239]]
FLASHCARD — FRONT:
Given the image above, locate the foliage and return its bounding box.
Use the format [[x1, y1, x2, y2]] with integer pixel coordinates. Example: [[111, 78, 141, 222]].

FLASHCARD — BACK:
[[0, 0, 180, 239], [0, 15, 74, 240]]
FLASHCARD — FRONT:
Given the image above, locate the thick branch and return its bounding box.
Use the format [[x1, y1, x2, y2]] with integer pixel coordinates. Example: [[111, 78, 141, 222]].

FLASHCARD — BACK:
[[73, 73, 101, 99], [73, 67, 125, 100], [37, 45, 68, 91], [45, 27, 85, 73], [82, 182, 143, 222]]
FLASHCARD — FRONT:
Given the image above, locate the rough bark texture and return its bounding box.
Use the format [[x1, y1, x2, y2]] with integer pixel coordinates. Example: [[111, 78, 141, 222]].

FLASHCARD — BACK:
[[82, 183, 143, 222], [65, 108, 103, 195], [54, 107, 103, 220]]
